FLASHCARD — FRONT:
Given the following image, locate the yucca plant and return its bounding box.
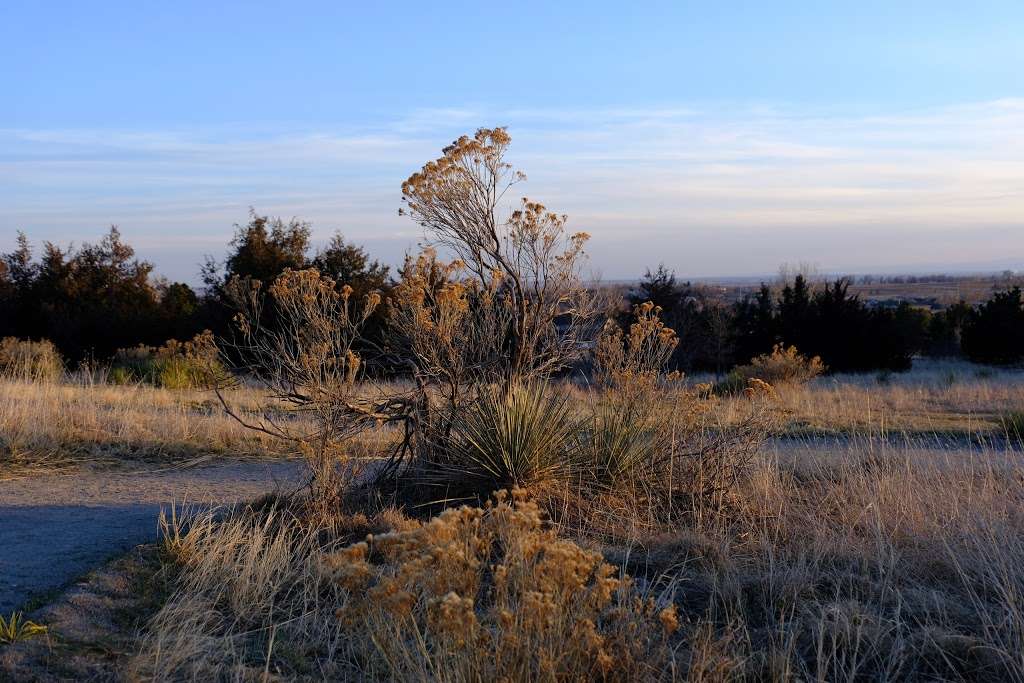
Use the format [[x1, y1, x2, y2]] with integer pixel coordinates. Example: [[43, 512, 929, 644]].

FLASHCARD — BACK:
[[0, 612, 47, 644], [443, 383, 580, 490], [582, 399, 659, 483]]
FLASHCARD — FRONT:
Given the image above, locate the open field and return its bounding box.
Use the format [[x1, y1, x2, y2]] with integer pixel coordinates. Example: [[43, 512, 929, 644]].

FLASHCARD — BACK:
[[1, 360, 1022, 680], [0, 378, 281, 476], [3, 358, 1020, 477], [711, 359, 1024, 441]]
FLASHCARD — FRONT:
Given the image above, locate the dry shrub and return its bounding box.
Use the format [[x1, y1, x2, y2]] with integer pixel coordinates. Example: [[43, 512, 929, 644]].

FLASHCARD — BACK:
[[735, 344, 824, 386], [399, 128, 599, 383], [109, 331, 222, 389], [134, 494, 677, 681], [576, 302, 775, 527], [221, 268, 387, 498], [325, 492, 677, 681], [0, 337, 63, 382]]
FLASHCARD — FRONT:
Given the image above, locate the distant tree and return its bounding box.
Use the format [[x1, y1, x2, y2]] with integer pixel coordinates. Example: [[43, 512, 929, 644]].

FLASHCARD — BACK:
[[203, 211, 312, 294], [777, 274, 813, 351], [0, 227, 167, 361], [961, 288, 1024, 365], [732, 284, 776, 364], [157, 281, 203, 342], [311, 232, 390, 297], [872, 303, 931, 371], [924, 301, 972, 357], [630, 264, 682, 313]]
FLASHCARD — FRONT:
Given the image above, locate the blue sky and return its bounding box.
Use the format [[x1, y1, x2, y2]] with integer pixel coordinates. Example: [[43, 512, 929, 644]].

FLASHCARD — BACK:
[[2, 1, 1023, 282]]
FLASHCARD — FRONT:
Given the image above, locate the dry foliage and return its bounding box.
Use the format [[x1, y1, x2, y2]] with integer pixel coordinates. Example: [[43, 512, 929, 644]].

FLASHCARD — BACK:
[[399, 127, 600, 384], [734, 344, 825, 386], [134, 494, 676, 681], [0, 337, 64, 383], [109, 330, 223, 389], [221, 268, 388, 495]]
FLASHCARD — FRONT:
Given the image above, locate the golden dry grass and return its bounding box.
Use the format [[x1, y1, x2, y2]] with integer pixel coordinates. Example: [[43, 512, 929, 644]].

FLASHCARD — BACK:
[[132, 441, 1024, 681], [6, 362, 1024, 679], [0, 375, 406, 478], [707, 359, 1024, 438], [0, 377, 284, 476]]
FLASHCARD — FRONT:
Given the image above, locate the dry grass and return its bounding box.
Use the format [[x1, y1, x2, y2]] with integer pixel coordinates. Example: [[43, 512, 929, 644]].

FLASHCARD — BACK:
[[705, 359, 1024, 439], [7, 361, 1024, 679], [132, 439, 1024, 681], [0, 377, 285, 476], [622, 444, 1024, 680]]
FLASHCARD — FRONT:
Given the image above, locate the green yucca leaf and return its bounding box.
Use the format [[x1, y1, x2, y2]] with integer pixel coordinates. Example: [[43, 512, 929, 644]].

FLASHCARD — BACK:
[[0, 612, 47, 644]]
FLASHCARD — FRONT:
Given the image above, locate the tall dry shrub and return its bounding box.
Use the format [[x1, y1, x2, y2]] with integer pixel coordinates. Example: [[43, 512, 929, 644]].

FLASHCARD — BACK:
[[378, 128, 606, 483], [0, 337, 63, 382], [398, 127, 600, 385], [220, 269, 384, 496]]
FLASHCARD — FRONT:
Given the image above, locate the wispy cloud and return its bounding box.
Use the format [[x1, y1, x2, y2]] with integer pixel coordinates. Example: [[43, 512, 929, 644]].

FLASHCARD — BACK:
[[2, 100, 1023, 281]]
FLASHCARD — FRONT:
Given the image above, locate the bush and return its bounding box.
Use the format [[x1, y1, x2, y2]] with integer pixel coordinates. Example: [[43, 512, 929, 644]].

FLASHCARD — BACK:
[[734, 344, 824, 386], [136, 495, 676, 679], [323, 493, 677, 680], [0, 337, 63, 382], [109, 331, 222, 389], [580, 399, 659, 483]]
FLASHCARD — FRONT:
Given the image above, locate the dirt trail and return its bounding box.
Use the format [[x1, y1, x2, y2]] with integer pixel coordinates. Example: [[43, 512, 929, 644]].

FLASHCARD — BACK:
[[0, 459, 307, 614]]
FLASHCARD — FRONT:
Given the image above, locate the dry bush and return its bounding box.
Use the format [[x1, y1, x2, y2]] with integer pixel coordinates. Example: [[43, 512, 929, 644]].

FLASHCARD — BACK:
[[221, 268, 389, 496], [735, 344, 825, 386], [0, 337, 63, 382], [109, 331, 223, 389], [574, 301, 775, 525], [399, 128, 600, 385], [134, 494, 677, 681]]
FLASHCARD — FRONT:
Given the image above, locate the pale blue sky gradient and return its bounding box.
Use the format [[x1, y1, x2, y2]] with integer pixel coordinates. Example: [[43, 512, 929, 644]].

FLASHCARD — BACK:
[[2, 1, 1023, 282]]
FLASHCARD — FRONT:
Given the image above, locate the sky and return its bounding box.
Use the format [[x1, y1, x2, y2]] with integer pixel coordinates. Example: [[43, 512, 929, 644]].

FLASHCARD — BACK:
[[2, 1, 1023, 284]]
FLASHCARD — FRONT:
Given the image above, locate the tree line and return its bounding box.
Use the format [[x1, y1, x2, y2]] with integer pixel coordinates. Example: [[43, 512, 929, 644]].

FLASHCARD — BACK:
[[1, 221, 1022, 372], [628, 265, 1023, 373], [0, 212, 389, 363]]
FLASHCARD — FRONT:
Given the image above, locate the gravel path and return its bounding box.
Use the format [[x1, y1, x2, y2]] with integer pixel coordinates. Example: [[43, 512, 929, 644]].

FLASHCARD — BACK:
[[0, 459, 308, 614]]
